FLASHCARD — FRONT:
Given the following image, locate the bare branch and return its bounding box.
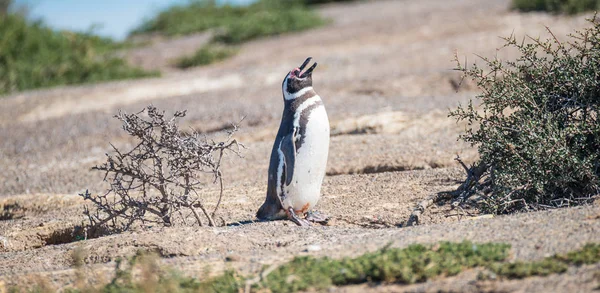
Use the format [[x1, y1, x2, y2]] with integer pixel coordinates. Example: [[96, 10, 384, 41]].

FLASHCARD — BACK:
[[79, 106, 241, 233]]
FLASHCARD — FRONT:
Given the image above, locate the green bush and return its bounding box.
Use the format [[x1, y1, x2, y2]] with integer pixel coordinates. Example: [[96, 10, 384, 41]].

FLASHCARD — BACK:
[[131, 1, 248, 37], [131, 0, 327, 43], [512, 0, 600, 14], [451, 18, 600, 213], [175, 44, 238, 68], [213, 6, 326, 44], [0, 14, 158, 95]]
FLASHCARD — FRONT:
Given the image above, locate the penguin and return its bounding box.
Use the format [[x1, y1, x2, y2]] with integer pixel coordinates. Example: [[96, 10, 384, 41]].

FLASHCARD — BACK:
[[256, 57, 330, 227]]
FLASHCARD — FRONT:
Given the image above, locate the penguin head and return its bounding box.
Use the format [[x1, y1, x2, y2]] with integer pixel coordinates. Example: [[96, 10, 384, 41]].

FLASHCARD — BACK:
[[282, 57, 317, 100]]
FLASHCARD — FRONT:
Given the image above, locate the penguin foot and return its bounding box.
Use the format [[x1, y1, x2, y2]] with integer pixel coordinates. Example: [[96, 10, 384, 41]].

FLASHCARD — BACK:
[[286, 207, 311, 227], [306, 210, 329, 224]]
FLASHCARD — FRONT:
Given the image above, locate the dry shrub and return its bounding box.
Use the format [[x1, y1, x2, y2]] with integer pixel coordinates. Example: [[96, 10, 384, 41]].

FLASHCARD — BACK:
[[79, 105, 241, 233]]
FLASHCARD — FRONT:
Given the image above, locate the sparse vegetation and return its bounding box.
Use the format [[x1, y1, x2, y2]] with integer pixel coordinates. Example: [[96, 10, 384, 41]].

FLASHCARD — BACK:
[[256, 241, 511, 292], [132, 1, 247, 37], [79, 106, 241, 233], [131, 0, 327, 41], [175, 44, 238, 69], [449, 17, 600, 214], [486, 258, 570, 279], [135, 0, 328, 68], [485, 243, 600, 279], [210, 1, 327, 45], [10, 242, 600, 292], [94, 252, 242, 293], [0, 13, 158, 96], [512, 0, 600, 14], [561, 243, 600, 265]]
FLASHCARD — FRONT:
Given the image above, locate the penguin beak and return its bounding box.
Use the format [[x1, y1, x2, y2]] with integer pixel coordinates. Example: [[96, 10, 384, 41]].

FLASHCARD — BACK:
[[298, 57, 317, 78], [301, 62, 317, 78], [298, 57, 312, 71]]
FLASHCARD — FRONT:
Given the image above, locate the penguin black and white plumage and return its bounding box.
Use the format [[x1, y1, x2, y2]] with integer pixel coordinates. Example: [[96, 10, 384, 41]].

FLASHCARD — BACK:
[[256, 57, 330, 226]]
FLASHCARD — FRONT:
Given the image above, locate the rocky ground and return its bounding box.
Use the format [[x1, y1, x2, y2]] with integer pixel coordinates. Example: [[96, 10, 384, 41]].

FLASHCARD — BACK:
[[1, 0, 599, 291]]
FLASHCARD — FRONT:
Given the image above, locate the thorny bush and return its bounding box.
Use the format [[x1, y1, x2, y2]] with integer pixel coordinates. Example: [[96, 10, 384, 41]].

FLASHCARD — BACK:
[[450, 16, 600, 214], [80, 106, 241, 233]]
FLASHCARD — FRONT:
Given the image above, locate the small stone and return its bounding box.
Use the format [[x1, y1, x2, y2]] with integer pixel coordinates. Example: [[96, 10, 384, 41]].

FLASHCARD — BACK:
[[304, 245, 321, 252], [0, 236, 9, 250]]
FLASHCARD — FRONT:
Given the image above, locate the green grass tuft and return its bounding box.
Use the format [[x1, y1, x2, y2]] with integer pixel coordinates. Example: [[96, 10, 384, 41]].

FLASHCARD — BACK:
[[175, 44, 238, 69], [132, 0, 327, 41], [488, 243, 600, 279], [131, 1, 248, 37], [212, 5, 328, 44], [257, 241, 511, 292], [196, 271, 241, 293], [488, 258, 570, 279], [560, 243, 600, 265]]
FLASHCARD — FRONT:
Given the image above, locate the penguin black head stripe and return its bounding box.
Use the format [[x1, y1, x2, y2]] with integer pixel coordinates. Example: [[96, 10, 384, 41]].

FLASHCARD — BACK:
[[283, 57, 317, 98], [257, 57, 330, 226]]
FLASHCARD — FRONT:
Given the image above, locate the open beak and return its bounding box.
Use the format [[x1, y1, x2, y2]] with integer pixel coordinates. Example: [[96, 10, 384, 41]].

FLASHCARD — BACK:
[[298, 57, 312, 71], [298, 57, 317, 78]]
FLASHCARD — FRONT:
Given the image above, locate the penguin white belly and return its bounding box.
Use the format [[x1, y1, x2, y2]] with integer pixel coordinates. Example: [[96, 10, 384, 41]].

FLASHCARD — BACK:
[[282, 105, 330, 213]]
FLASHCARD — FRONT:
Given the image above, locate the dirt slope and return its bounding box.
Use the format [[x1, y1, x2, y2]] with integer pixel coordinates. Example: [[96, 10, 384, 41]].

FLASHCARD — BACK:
[[0, 0, 598, 291]]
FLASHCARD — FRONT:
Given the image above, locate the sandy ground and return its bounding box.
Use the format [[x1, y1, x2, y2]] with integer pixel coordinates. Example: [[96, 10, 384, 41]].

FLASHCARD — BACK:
[[1, 0, 598, 291]]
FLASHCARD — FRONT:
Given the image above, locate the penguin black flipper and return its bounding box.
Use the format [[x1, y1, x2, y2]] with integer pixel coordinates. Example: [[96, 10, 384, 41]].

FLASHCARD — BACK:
[[256, 129, 297, 221], [279, 128, 297, 187]]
